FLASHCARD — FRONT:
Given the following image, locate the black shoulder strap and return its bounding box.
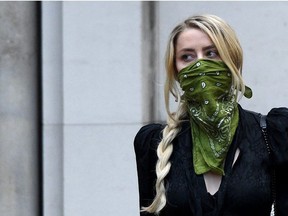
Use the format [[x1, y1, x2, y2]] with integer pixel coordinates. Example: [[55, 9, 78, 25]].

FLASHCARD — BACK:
[[259, 114, 277, 216], [259, 114, 272, 154], [260, 114, 267, 129]]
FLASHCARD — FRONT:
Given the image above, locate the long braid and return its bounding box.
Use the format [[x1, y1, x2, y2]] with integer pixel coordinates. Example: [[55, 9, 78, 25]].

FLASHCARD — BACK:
[[141, 103, 187, 214]]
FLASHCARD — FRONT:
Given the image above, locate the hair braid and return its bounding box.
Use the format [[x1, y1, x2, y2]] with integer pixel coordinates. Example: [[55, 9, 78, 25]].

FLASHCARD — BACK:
[[142, 103, 187, 214]]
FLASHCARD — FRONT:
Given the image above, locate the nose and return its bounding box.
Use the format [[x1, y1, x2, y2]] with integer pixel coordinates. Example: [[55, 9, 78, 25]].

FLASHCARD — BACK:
[[196, 52, 204, 60]]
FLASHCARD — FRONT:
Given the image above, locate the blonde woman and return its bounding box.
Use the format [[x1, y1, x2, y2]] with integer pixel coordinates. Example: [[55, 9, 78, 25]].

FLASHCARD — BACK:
[[134, 14, 288, 216]]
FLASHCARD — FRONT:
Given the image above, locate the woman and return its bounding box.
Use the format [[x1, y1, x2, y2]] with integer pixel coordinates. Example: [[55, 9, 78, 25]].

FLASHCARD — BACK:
[[134, 14, 288, 215]]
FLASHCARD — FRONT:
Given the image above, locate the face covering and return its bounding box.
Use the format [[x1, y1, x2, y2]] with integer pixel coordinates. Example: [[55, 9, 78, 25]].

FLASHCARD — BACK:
[[177, 59, 252, 175]]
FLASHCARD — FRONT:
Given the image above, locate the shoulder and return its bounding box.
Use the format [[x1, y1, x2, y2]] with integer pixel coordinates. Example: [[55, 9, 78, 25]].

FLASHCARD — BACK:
[[239, 105, 288, 128], [266, 107, 288, 165], [238, 105, 262, 127], [240, 106, 288, 165], [134, 123, 165, 157], [266, 107, 288, 142], [266, 107, 288, 129]]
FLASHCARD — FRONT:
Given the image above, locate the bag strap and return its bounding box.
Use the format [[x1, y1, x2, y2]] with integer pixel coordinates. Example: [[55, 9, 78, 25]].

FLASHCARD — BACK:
[[259, 114, 277, 216], [260, 115, 272, 154]]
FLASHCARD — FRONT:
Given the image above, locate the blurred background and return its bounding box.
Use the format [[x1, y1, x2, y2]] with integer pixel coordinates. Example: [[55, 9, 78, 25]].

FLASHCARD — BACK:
[[0, 1, 288, 216]]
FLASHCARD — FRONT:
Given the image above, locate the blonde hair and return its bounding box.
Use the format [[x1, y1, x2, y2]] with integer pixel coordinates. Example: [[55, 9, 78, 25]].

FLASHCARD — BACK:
[[142, 14, 245, 214]]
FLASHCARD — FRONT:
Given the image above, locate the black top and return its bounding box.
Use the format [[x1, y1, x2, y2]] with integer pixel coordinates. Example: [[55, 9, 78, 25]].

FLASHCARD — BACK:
[[134, 105, 288, 216]]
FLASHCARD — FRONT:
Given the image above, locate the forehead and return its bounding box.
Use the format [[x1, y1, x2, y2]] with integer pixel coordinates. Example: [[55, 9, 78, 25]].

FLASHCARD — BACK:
[[176, 28, 214, 49]]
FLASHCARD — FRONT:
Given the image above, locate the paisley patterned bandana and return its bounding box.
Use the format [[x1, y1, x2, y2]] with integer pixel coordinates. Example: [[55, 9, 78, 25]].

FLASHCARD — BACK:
[[178, 59, 252, 175]]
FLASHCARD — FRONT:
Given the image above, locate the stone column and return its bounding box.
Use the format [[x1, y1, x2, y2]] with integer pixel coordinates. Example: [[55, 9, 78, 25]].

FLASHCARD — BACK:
[[0, 2, 40, 216]]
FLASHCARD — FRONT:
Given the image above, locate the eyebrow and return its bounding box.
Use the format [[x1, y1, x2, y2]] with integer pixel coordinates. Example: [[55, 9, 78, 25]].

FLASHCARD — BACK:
[[178, 45, 217, 52]]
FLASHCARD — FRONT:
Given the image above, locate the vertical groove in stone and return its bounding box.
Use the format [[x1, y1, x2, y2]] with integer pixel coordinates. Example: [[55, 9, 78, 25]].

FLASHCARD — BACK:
[[141, 1, 159, 123]]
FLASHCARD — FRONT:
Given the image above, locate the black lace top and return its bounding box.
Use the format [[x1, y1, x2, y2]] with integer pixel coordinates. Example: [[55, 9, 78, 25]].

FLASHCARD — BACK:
[[134, 105, 288, 216]]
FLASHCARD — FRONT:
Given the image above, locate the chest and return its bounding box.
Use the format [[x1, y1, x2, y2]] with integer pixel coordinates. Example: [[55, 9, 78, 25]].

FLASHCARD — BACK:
[[165, 133, 273, 215]]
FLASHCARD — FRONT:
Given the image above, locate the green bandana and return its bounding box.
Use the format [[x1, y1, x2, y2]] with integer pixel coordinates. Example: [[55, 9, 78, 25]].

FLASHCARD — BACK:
[[178, 59, 252, 175]]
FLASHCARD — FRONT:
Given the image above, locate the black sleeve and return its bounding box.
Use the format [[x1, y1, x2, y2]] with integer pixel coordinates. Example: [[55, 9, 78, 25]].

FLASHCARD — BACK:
[[267, 107, 288, 215], [267, 107, 288, 165], [134, 123, 164, 216]]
